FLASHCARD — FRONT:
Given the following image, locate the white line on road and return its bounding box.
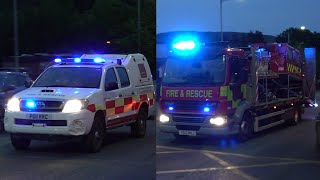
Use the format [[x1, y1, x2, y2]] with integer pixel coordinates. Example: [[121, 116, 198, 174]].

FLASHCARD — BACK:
[[156, 161, 313, 175], [203, 152, 258, 180], [157, 145, 319, 163]]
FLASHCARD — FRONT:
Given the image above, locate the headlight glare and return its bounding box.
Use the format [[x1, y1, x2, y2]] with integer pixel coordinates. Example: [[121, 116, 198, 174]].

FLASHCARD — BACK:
[[159, 114, 170, 123], [7, 98, 20, 112], [62, 99, 88, 113], [210, 117, 227, 126]]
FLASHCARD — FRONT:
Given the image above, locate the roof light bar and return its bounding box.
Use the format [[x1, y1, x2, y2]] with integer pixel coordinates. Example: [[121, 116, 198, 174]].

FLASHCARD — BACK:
[[53, 57, 106, 64], [54, 58, 62, 63]]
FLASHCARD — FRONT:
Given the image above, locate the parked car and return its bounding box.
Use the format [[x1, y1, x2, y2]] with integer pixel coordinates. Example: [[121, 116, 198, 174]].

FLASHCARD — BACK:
[[0, 72, 33, 133]]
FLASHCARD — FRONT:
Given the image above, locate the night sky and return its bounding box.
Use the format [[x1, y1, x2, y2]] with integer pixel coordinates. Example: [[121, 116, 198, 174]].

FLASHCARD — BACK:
[[157, 0, 320, 35]]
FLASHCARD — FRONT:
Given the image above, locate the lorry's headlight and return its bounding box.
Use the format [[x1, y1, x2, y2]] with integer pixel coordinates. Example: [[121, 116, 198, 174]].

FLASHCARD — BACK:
[[62, 99, 88, 113], [210, 117, 227, 126], [7, 98, 20, 112], [159, 114, 170, 123]]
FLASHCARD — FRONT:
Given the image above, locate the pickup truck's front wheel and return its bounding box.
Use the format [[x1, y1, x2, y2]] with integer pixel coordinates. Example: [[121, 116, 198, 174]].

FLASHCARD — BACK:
[[83, 115, 106, 153], [11, 134, 31, 150]]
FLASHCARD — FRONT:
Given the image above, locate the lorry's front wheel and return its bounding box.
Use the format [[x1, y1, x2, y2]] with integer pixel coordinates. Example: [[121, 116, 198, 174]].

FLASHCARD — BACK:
[[131, 107, 147, 138], [10, 134, 31, 150], [290, 108, 301, 125], [83, 115, 105, 153], [238, 112, 254, 142]]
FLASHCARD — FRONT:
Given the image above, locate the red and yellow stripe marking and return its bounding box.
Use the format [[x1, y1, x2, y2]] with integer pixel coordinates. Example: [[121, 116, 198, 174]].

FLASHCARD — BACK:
[[85, 92, 155, 116]]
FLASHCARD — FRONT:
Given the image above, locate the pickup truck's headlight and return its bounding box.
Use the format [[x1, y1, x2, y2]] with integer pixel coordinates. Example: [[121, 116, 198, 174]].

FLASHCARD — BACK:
[[62, 99, 88, 113], [7, 98, 20, 112]]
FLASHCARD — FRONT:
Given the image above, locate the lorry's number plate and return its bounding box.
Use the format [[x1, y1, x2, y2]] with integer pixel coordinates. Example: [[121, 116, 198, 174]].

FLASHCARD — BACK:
[[27, 114, 50, 120], [179, 130, 197, 136]]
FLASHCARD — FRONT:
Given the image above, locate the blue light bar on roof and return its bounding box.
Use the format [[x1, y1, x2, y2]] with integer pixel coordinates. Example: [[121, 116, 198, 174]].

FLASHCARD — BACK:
[[94, 57, 105, 63], [74, 58, 81, 63], [53, 57, 106, 64]]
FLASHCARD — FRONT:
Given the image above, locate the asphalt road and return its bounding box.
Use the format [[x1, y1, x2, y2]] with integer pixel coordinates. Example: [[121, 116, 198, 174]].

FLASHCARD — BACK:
[[0, 120, 156, 180], [156, 108, 320, 180]]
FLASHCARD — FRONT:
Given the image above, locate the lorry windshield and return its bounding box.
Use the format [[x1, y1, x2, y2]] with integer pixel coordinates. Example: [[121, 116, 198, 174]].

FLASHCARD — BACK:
[[33, 67, 102, 88], [162, 55, 226, 86]]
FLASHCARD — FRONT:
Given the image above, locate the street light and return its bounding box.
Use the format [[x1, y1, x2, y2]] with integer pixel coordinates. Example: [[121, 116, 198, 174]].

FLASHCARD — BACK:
[[137, 0, 141, 52], [219, 0, 235, 42], [13, 0, 19, 72]]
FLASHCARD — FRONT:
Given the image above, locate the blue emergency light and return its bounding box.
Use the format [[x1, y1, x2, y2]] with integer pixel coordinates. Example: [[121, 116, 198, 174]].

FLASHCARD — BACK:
[[171, 35, 200, 56], [26, 100, 36, 109], [54, 58, 62, 63], [203, 107, 210, 112], [74, 58, 81, 63], [168, 106, 174, 111], [94, 57, 105, 63], [53, 57, 106, 64], [173, 41, 196, 50]]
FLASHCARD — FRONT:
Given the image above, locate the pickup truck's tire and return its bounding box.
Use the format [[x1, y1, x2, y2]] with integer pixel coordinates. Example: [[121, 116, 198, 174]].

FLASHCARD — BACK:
[[0, 119, 4, 134], [10, 134, 31, 150], [83, 115, 105, 153], [131, 107, 147, 138], [238, 112, 254, 142], [0, 106, 5, 133]]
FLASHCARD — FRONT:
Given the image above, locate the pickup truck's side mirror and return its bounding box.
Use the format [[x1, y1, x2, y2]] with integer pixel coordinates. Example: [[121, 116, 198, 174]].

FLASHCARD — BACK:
[[24, 81, 33, 88], [105, 82, 118, 91]]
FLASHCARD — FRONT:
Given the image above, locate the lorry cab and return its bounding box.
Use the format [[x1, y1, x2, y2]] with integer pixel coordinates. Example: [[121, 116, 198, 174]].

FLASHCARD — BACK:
[[4, 54, 155, 153], [159, 40, 249, 137]]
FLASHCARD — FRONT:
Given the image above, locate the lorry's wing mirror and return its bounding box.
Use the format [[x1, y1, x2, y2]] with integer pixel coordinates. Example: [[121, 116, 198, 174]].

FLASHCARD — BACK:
[[105, 82, 118, 91]]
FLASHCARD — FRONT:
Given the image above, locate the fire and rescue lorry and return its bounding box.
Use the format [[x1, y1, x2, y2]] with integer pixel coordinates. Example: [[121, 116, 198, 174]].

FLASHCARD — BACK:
[[158, 38, 307, 141], [4, 54, 155, 152]]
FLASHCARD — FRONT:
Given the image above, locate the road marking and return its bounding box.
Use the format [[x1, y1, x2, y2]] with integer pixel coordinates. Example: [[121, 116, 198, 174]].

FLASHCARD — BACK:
[[157, 145, 318, 162], [203, 152, 258, 180], [157, 150, 194, 154], [156, 161, 313, 175]]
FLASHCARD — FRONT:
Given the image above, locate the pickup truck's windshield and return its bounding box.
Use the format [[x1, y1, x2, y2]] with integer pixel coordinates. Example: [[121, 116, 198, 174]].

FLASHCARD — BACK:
[[33, 67, 102, 88], [162, 55, 226, 87]]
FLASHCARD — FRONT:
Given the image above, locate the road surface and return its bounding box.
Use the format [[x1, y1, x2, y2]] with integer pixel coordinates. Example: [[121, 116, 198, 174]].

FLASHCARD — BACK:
[[0, 120, 156, 180], [157, 108, 320, 180]]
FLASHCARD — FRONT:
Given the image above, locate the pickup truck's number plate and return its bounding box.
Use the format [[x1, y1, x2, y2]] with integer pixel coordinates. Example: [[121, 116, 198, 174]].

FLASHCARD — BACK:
[[179, 130, 197, 136], [27, 114, 50, 120]]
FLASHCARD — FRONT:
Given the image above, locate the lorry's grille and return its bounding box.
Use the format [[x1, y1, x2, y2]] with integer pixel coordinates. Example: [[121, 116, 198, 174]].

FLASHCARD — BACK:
[[176, 125, 201, 131], [20, 100, 63, 112], [15, 119, 67, 126], [162, 101, 218, 112], [172, 115, 205, 123]]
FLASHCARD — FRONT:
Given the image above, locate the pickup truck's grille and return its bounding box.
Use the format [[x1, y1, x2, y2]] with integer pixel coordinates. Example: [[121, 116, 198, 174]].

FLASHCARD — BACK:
[[20, 100, 63, 112], [15, 119, 67, 126]]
